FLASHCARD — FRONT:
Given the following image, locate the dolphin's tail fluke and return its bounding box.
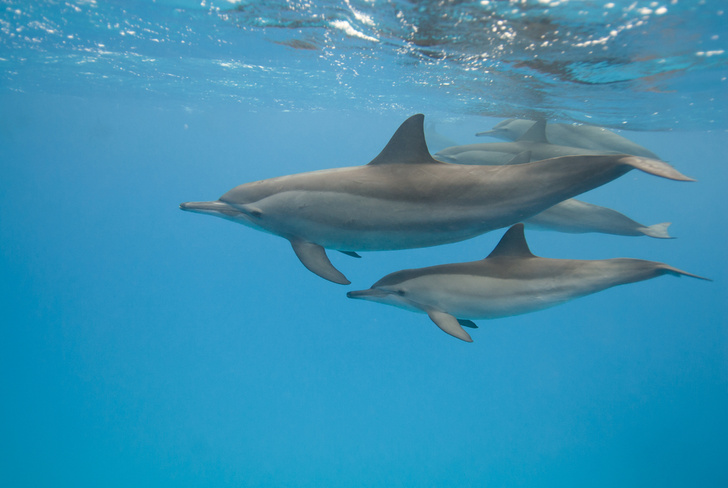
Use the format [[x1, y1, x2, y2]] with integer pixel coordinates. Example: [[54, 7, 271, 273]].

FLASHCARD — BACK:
[[658, 264, 712, 281], [640, 222, 673, 239], [619, 156, 695, 181]]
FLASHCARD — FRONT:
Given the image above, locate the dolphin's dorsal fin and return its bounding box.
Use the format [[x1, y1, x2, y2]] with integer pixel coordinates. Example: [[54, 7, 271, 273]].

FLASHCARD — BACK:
[[486, 224, 535, 259], [517, 119, 549, 144], [504, 150, 532, 165], [368, 114, 439, 165]]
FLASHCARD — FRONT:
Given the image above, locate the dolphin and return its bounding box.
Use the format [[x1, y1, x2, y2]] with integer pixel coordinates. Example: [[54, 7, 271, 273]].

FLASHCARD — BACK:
[[476, 118, 660, 159], [424, 121, 460, 154], [435, 120, 625, 165], [436, 120, 671, 238], [347, 224, 709, 342], [524, 199, 673, 238], [180, 114, 692, 285]]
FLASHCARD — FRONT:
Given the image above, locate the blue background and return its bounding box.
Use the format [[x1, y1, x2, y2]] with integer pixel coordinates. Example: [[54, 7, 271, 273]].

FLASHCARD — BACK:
[[1, 94, 726, 487], [1, 0, 727, 486]]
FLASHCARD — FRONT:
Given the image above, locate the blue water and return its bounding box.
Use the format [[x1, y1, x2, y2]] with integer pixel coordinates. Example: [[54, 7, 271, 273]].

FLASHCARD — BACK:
[[1, 1, 727, 487]]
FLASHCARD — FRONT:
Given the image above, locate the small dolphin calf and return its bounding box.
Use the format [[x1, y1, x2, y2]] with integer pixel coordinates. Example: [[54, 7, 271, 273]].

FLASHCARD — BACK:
[[181, 114, 692, 285], [525, 199, 673, 238], [476, 118, 660, 159], [347, 224, 709, 342]]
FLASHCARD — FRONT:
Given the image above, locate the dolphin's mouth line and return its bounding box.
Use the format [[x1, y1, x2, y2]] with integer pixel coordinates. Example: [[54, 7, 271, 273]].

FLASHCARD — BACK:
[[179, 201, 242, 217], [346, 289, 392, 299]]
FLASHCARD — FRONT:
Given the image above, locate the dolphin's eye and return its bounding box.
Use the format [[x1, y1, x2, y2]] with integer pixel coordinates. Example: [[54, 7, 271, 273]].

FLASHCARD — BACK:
[[397, 289, 406, 296]]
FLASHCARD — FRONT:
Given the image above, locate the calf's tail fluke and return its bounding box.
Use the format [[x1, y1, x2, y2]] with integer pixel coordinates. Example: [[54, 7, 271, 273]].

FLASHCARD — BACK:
[[658, 264, 712, 281], [620, 156, 695, 181]]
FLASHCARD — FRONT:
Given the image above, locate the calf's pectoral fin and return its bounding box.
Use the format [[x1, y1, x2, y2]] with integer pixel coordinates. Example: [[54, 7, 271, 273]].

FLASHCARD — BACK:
[[427, 310, 473, 342], [338, 250, 362, 258], [458, 319, 478, 329], [290, 240, 351, 285]]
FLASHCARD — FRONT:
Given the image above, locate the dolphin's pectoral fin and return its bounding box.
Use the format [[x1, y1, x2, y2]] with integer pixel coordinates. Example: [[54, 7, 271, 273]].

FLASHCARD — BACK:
[[427, 310, 473, 342], [457, 319, 478, 329], [338, 251, 362, 258], [290, 240, 351, 285]]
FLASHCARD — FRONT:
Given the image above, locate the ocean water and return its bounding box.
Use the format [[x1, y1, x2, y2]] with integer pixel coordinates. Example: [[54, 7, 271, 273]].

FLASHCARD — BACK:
[[1, 1, 727, 487]]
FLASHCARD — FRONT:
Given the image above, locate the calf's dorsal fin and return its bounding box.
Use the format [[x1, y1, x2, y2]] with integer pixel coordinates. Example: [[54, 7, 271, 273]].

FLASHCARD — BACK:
[[486, 224, 535, 259]]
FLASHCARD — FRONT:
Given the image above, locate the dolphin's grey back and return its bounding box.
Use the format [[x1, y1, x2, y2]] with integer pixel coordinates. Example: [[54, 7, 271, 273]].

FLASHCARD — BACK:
[[477, 119, 660, 159], [372, 224, 709, 287]]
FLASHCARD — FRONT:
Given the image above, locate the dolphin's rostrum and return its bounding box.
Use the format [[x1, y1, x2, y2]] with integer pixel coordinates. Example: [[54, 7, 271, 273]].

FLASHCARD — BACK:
[[180, 114, 693, 285], [347, 224, 710, 342]]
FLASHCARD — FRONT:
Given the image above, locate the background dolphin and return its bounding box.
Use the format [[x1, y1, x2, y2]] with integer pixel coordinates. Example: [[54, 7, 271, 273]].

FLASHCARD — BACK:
[[524, 199, 673, 238], [347, 224, 709, 342], [424, 121, 460, 153], [181, 114, 692, 285], [476, 118, 661, 159], [436, 119, 672, 238], [435, 120, 625, 165]]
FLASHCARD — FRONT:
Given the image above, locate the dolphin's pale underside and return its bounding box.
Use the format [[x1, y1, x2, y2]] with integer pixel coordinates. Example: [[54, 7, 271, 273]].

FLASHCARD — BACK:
[[180, 114, 693, 285], [347, 224, 709, 342]]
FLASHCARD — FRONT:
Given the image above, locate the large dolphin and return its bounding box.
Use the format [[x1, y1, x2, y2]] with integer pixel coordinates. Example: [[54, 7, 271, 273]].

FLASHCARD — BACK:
[[180, 114, 692, 285], [476, 118, 660, 159], [347, 224, 709, 342], [435, 120, 624, 165], [524, 199, 672, 238]]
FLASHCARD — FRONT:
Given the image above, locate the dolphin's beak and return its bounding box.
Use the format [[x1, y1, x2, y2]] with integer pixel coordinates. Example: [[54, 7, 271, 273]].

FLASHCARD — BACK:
[[475, 129, 506, 138], [179, 200, 239, 216], [346, 289, 392, 300]]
